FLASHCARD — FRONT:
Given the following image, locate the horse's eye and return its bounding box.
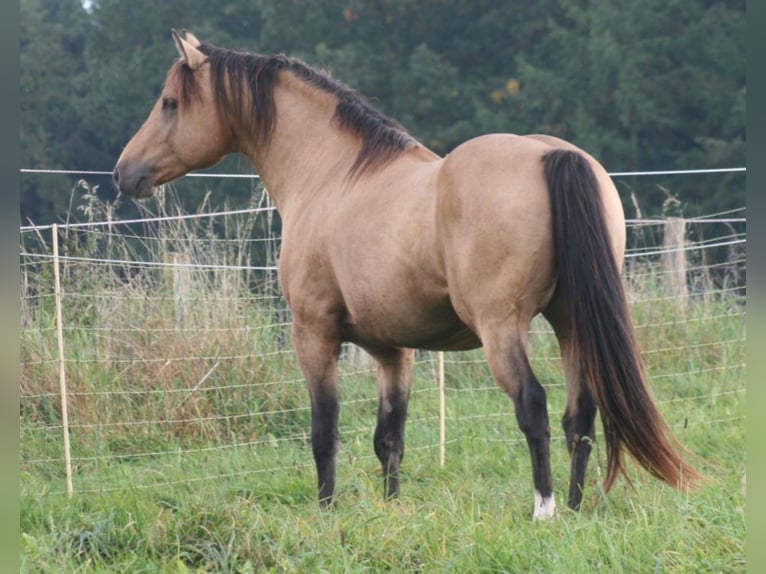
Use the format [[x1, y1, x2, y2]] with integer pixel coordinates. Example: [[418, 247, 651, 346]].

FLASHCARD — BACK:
[[162, 97, 178, 112]]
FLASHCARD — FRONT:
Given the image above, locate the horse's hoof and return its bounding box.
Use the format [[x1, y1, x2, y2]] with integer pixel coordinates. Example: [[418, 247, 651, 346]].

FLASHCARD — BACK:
[[532, 491, 557, 520]]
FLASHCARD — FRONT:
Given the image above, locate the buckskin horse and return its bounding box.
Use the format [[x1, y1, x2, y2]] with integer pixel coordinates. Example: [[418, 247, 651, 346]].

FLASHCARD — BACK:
[[113, 30, 700, 519]]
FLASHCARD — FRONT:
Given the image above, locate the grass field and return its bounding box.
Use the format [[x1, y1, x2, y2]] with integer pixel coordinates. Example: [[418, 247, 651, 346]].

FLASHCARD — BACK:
[[19, 200, 745, 572]]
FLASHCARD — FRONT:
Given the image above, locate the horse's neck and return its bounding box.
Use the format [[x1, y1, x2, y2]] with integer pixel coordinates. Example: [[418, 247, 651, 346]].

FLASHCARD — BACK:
[[240, 73, 359, 216]]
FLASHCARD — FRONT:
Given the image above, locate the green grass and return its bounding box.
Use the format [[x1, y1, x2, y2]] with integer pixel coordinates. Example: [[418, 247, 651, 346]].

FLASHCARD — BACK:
[[20, 199, 745, 572], [20, 413, 744, 573], [20, 331, 745, 572]]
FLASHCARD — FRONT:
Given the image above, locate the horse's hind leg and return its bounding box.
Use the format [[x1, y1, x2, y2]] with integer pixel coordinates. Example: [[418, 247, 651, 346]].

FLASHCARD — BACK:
[[369, 347, 414, 499], [483, 327, 556, 519], [562, 377, 597, 511], [545, 304, 597, 511]]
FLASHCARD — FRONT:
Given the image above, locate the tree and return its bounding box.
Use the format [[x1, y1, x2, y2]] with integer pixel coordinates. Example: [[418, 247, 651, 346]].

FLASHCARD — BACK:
[[19, 0, 745, 224], [513, 0, 745, 214], [20, 0, 89, 223]]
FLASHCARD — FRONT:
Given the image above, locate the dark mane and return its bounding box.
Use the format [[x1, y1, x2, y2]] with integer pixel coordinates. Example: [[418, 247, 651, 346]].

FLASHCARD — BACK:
[[169, 43, 417, 178]]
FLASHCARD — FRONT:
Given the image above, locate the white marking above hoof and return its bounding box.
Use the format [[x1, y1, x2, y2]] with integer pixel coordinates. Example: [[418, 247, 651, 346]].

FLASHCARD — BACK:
[[533, 491, 556, 520]]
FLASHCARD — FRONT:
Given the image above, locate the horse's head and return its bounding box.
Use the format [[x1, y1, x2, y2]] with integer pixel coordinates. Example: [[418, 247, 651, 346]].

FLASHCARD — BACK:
[[113, 30, 231, 198]]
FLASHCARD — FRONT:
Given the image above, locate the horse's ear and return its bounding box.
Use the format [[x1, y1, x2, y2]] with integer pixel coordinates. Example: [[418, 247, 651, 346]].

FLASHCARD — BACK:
[[171, 29, 206, 71], [181, 29, 202, 48]]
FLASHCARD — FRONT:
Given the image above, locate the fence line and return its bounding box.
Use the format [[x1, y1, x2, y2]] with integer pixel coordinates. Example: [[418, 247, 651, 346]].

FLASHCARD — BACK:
[[20, 196, 745, 496], [19, 209, 747, 233], [20, 205, 276, 232], [19, 165, 745, 232], [21, 252, 279, 272], [607, 167, 745, 177], [20, 168, 262, 179], [20, 217, 747, 274], [625, 237, 745, 259], [20, 166, 746, 178], [18, 234, 748, 270]]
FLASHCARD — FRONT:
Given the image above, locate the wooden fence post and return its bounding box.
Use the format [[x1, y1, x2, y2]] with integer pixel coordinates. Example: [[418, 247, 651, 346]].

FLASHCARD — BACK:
[[438, 351, 445, 468], [164, 252, 191, 330], [662, 217, 688, 305], [345, 343, 374, 371], [52, 224, 74, 498]]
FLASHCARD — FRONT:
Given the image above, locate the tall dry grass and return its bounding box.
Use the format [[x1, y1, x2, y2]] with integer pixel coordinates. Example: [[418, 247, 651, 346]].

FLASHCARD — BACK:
[[20, 183, 304, 459]]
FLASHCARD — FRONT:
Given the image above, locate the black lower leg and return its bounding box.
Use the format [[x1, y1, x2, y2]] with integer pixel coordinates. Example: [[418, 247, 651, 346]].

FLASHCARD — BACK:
[[373, 391, 408, 499], [515, 374, 553, 504], [562, 392, 596, 510], [311, 390, 340, 507]]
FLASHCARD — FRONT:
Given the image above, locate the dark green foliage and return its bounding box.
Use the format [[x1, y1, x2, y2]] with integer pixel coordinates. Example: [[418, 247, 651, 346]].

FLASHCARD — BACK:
[[20, 0, 744, 225]]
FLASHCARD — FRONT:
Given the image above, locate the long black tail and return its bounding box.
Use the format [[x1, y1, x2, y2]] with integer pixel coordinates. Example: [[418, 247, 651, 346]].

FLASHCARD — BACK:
[[543, 149, 701, 491]]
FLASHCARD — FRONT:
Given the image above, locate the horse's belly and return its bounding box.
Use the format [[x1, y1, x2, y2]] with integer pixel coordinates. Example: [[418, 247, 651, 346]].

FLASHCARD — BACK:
[[407, 326, 482, 351], [343, 298, 481, 352]]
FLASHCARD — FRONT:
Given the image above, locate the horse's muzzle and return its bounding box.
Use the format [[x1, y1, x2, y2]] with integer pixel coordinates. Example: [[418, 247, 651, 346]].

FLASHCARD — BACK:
[[112, 162, 155, 199]]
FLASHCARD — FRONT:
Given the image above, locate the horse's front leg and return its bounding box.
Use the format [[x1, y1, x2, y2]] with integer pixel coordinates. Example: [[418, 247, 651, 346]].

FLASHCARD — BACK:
[[369, 347, 415, 499], [292, 321, 342, 507]]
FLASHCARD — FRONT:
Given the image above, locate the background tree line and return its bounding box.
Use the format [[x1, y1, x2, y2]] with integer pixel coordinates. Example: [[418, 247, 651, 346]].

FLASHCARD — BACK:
[[20, 0, 745, 226]]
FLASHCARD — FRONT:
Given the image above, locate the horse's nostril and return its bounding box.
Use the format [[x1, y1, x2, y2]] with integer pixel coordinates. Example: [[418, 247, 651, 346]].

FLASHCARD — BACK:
[[112, 167, 120, 186]]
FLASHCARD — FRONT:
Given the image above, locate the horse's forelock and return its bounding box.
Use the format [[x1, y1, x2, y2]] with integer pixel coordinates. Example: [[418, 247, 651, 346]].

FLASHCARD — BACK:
[[165, 60, 201, 110]]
